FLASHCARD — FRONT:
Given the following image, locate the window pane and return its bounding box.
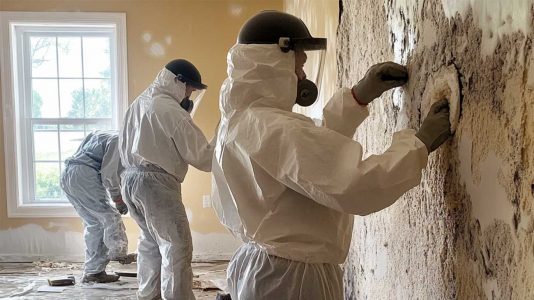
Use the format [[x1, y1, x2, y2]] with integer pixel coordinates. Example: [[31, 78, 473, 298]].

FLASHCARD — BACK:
[[60, 126, 85, 161], [33, 124, 59, 161], [82, 36, 111, 78], [34, 162, 61, 200], [60, 124, 84, 131], [32, 79, 59, 118], [85, 121, 113, 132], [84, 79, 112, 118], [31, 36, 57, 78], [59, 79, 84, 118], [33, 124, 57, 130], [61, 192, 70, 202], [58, 37, 82, 78]]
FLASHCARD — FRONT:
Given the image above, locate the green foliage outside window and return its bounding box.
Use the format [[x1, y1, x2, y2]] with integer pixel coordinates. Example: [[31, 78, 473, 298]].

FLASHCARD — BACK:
[[35, 166, 61, 200]]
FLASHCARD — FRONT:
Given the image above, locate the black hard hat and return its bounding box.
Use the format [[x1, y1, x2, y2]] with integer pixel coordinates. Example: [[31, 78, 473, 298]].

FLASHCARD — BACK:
[[165, 59, 207, 89], [238, 11, 326, 52]]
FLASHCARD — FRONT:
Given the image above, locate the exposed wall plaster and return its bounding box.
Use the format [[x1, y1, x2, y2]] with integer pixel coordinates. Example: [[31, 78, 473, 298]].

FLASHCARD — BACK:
[[421, 65, 461, 132], [339, 0, 534, 298], [0, 224, 84, 261], [0, 224, 240, 262]]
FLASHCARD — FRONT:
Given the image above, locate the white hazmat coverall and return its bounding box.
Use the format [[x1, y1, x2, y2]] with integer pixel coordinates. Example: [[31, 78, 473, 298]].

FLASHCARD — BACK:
[[119, 68, 214, 300], [211, 44, 429, 300], [61, 130, 127, 275]]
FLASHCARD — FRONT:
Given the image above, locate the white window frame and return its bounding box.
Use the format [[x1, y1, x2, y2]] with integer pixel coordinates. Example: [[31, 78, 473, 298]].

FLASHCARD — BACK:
[[0, 12, 128, 217]]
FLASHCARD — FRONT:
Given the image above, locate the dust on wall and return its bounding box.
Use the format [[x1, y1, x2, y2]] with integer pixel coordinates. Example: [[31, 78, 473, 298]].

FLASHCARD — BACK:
[[338, 0, 534, 299]]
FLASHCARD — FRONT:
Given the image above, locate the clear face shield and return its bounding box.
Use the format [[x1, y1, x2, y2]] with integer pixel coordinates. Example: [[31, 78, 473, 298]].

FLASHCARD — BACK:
[[279, 37, 327, 107], [180, 88, 206, 117], [296, 48, 326, 107]]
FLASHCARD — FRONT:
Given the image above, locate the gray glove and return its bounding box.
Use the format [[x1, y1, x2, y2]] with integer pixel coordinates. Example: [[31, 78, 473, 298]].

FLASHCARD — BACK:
[[352, 62, 408, 105], [113, 196, 128, 215], [416, 99, 452, 153]]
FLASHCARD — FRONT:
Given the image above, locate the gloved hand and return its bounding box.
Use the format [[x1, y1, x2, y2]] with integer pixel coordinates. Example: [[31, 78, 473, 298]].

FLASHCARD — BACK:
[[113, 196, 128, 215], [415, 99, 452, 153], [352, 62, 408, 105]]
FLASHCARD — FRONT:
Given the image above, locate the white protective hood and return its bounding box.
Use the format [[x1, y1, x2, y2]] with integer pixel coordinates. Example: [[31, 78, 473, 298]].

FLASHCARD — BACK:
[[212, 44, 428, 264], [120, 67, 214, 180]]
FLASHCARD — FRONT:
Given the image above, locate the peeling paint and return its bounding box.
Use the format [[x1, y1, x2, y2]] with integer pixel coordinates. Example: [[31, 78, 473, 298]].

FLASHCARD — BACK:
[[0, 224, 85, 260]]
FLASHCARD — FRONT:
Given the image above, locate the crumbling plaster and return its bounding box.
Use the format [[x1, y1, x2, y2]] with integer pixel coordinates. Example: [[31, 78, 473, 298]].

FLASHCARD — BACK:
[[338, 0, 534, 299]]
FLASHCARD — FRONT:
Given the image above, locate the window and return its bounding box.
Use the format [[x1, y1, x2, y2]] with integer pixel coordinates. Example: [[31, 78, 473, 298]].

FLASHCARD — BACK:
[[1, 12, 127, 217]]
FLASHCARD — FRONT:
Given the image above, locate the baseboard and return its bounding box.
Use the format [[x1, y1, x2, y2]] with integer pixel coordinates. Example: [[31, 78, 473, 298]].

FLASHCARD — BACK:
[[0, 254, 85, 263], [0, 253, 232, 263], [192, 253, 233, 262]]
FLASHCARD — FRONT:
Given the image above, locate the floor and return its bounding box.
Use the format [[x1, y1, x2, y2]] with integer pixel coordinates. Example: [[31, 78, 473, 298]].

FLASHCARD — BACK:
[[0, 260, 228, 299]]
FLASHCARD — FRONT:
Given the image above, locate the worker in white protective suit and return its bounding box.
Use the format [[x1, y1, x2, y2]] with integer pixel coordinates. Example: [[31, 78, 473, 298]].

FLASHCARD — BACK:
[[211, 11, 452, 300], [119, 59, 215, 300], [61, 130, 136, 283]]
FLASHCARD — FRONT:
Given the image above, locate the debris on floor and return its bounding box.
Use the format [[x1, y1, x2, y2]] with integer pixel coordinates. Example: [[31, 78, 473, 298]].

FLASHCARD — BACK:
[[114, 271, 137, 277], [192, 260, 228, 292], [37, 285, 67, 293], [33, 260, 79, 270], [0, 260, 228, 299], [47, 276, 75, 286], [193, 278, 219, 291]]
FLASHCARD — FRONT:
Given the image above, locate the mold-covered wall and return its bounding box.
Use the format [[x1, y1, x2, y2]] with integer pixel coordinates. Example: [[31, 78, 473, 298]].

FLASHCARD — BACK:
[[338, 0, 534, 299]]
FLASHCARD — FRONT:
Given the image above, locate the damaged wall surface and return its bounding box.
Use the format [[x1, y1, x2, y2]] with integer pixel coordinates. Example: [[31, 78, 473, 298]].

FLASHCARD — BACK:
[[338, 0, 534, 299]]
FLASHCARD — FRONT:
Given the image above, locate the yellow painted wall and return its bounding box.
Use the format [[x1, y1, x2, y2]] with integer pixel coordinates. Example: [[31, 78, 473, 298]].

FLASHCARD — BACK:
[[0, 0, 282, 255]]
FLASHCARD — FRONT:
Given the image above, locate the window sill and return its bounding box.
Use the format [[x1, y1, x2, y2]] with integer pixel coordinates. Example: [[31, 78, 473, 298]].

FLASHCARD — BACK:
[[7, 202, 79, 218]]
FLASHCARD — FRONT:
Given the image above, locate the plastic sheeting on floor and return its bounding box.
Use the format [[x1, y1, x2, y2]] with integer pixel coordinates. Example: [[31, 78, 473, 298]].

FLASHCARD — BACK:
[[0, 261, 227, 299]]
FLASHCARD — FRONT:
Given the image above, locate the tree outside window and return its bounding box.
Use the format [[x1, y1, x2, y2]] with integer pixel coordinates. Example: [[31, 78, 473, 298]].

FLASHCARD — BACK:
[[30, 36, 112, 201]]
